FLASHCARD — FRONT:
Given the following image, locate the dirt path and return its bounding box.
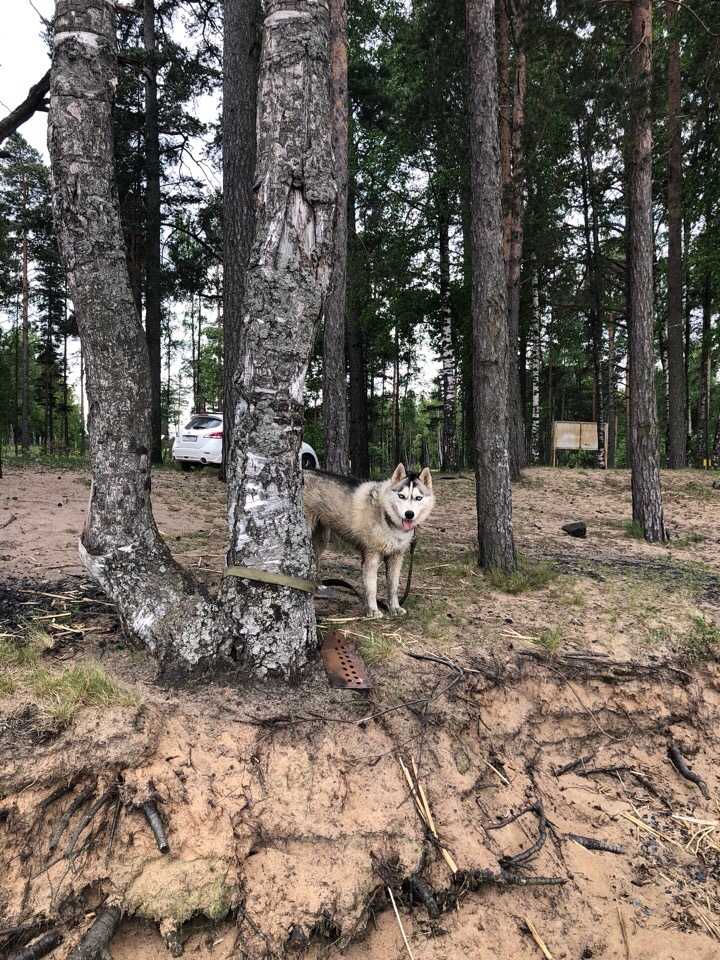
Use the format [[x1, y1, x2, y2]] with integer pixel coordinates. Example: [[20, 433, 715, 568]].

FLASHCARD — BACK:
[[1, 465, 719, 959]]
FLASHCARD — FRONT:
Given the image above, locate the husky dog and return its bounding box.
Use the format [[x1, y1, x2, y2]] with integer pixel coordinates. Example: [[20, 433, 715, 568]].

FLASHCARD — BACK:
[[303, 464, 435, 618]]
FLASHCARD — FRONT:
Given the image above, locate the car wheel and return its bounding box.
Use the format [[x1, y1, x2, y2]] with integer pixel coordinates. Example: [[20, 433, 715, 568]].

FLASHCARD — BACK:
[[179, 462, 196, 472], [301, 453, 316, 470]]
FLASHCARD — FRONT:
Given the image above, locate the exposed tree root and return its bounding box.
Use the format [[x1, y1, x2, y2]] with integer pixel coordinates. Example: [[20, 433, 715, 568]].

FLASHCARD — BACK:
[[668, 741, 710, 799], [8, 930, 63, 960], [66, 905, 120, 960], [48, 784, 95, 853]]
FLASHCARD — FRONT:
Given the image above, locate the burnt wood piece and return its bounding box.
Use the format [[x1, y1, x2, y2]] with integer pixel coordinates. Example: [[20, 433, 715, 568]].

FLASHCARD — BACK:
[[561, 521, 586, 538]]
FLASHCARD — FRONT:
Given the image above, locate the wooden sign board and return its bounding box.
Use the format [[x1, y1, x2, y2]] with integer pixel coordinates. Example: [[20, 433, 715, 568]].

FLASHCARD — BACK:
[[552, 421, 608, 466]]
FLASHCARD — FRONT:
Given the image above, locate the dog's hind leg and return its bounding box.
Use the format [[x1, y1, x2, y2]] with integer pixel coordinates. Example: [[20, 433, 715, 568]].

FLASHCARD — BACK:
[[361, 553, 382, 618], [385, 552, 406, 616]]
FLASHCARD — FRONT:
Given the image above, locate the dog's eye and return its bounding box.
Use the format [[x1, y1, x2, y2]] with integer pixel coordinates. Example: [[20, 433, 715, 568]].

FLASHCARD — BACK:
[[415, 495, 423, 501], [398, 493, 407, 500]]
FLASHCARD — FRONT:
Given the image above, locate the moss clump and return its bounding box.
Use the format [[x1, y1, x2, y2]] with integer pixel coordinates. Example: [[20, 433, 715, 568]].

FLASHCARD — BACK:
[[125, 858, 236, 924]]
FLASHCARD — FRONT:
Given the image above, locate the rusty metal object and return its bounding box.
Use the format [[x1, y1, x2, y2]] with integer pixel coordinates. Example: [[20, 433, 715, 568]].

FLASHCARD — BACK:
[[320, 630, 374, 689]]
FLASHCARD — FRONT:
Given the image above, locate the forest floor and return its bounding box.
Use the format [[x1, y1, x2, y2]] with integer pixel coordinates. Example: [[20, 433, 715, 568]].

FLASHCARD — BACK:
[[1, 464, 720, 960]]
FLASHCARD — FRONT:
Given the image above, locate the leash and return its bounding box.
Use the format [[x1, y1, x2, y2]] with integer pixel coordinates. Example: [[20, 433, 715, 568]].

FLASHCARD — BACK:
[[223, 565, 316, 593], [319, 535, 418, 612], [222, 534, 419, 609]]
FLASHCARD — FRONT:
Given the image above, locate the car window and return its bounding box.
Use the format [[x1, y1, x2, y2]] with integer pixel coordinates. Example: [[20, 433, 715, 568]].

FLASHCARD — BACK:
[[184, 416, 222, 430]]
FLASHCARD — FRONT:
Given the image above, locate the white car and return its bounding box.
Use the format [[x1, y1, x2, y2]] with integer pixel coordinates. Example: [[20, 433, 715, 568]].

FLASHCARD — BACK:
[[172, 413, 320, 471]]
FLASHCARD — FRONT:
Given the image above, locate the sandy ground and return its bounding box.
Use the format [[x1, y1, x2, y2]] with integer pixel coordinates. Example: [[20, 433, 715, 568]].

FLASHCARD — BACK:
[[1, 464, 720, 960]]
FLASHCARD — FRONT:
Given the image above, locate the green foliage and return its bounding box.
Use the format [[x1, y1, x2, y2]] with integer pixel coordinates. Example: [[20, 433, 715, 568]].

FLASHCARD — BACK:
[[487, 558, 557, 595]]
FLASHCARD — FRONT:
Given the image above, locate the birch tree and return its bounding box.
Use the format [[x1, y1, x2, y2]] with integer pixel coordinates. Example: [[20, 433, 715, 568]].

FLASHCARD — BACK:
[[50, 0, 335, 676]]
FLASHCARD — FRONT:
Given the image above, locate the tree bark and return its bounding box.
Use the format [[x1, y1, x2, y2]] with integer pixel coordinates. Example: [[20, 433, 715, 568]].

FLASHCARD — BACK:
[[530, 266, 541, 464], [580, 123, 606, 469], [665, 0, 686, 468], [221, 0, 336, 672], [144, 0, 163, 465], [467, 0, 516, 571], [21, 213, 30, 453], [506, 2, 527, 478], [346, 182, 370, 477], [50, 0, 335, 676], [628, 0, 666, 540], [696, 271, 711, 467], [222, 0, 261, 481], [439, 206, 457, 471], [322, 0, 350, 474]]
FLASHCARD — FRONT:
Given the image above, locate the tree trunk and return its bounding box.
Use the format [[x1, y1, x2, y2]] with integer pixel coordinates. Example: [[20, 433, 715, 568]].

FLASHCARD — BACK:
[[21, 215, 30, 453], [222, 0, 260, 481], [696, 271, 711, 468], [391, 326, 401, 467], [439, 207, 457, 471], [467, 0, 516, 571], [530, 266, 541, 464], [50, 0, 335, 676], [607, 314, 616, 467], [578, 120, 605, 469], [665, 0, 686, 468], [506, 4, 527, 478], [346, 181, 370, 478], [144, 0, 163, 465], [628, 0, 666, 541], [322, 0, 350, 474]]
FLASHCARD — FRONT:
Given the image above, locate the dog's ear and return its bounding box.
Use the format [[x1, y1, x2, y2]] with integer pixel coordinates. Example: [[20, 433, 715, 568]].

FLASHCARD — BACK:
[[419, 467, 433, 492], [390, 464, 406, 484]]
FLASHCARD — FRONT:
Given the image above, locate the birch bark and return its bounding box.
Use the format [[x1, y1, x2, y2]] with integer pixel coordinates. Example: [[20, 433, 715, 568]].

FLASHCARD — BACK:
[[50, 0, 335, 675]]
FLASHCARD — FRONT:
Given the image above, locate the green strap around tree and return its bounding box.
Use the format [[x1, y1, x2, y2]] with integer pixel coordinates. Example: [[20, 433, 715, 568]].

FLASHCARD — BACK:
[[223, 565, 317, 594]]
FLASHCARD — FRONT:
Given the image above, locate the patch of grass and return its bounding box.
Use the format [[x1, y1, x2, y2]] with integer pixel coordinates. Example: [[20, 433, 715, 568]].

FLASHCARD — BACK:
[[28, 661, 141, 725], [624, 520, 645, 539], [0, 633, 141, 727], [488, 557, 557, 595], [1, 447, 89, 469], [682, 616, 720, 663], [668, 533, 704, 550], [531, 628, 565, 654], [356, 630, 395, 666]]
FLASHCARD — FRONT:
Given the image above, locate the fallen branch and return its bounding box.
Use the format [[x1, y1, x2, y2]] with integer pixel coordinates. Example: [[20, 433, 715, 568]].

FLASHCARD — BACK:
[[66, 906, 120, 960], [667, 742, 710, 799]]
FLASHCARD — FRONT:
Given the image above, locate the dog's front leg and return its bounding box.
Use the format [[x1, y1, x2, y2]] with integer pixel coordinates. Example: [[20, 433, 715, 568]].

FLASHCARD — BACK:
[[362, 553, 382, 618], [385, 552, 406, 616]]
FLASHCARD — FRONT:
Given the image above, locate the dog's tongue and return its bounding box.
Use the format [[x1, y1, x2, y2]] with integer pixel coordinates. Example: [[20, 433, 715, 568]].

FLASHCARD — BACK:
[[402, 519, 415, 531]]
